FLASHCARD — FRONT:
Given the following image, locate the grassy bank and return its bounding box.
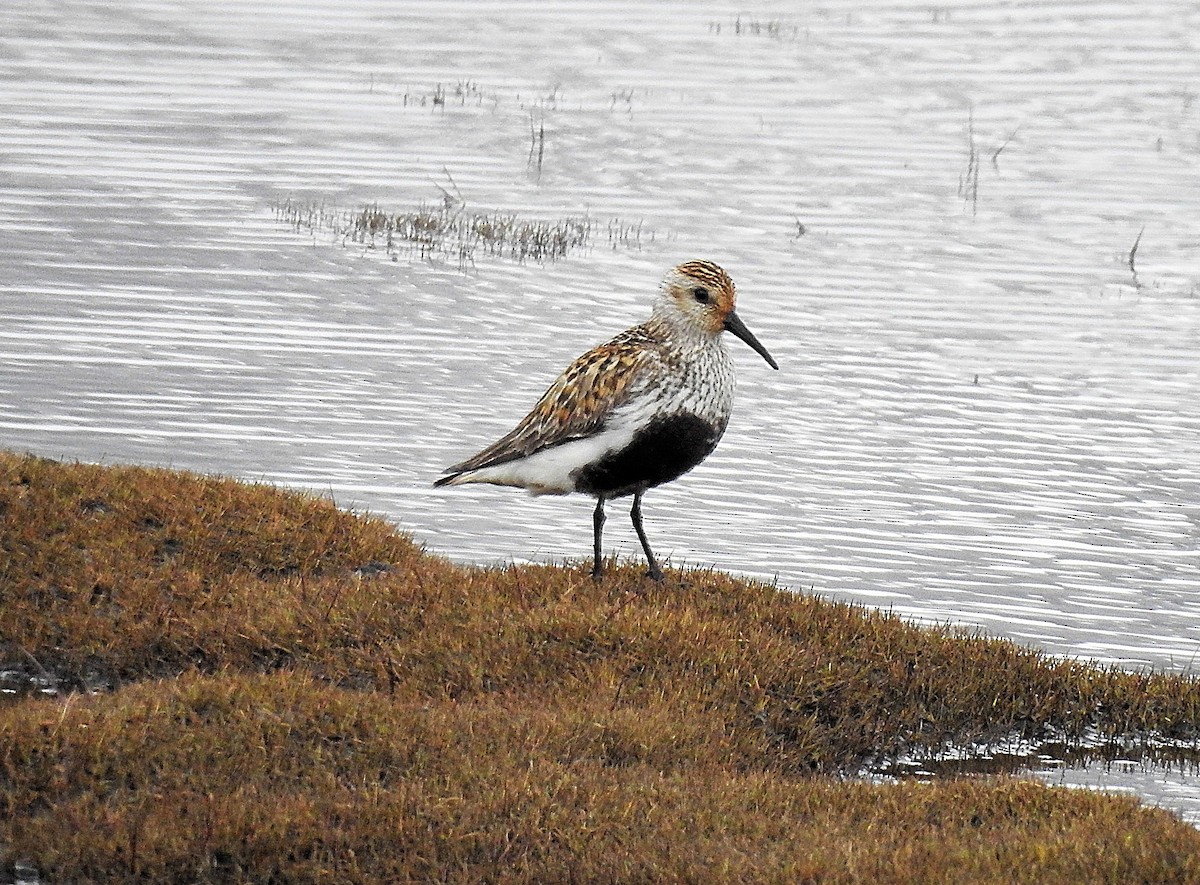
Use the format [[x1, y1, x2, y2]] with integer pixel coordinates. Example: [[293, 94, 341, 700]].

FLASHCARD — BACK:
[[3, 451, 1200, 882]]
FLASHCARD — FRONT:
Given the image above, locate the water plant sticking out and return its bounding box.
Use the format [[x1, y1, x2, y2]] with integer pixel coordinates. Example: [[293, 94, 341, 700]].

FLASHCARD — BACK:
[[1128, 225, 1146, 289], [527, 109, 546, 179], [274, 190, 648, 266], [708, 16, 801, 41], [958, 108, 1020, 215], [396, 79, 497, 110]]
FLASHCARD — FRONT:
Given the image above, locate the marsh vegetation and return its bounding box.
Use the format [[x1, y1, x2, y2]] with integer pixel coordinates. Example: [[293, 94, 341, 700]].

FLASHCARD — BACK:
[[275, 194, 646, 266], [4, 453, 1200, 882]]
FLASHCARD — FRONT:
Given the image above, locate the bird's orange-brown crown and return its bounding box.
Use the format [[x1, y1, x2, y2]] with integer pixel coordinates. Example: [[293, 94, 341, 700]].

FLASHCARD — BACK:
[[658, 259, 738, 336]]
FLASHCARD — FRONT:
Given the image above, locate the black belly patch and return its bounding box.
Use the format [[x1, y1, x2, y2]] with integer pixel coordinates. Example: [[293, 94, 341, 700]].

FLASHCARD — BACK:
[[573, 412, 724, 498]]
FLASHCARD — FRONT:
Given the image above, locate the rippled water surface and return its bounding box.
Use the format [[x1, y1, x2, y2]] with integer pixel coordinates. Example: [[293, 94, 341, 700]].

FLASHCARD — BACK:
[[3, 0, 1199, 820]]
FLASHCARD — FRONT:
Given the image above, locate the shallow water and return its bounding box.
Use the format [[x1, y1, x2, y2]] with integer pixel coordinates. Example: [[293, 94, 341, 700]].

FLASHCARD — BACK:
[[3, 0, 1199, 821]]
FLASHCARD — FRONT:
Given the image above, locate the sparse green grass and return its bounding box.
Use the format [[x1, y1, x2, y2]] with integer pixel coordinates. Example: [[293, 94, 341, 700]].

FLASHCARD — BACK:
[[3, 451, 1200, 883]]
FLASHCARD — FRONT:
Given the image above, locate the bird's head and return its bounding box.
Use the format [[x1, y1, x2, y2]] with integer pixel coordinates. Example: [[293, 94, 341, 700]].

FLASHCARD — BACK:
[[658, 260, 778, 369]]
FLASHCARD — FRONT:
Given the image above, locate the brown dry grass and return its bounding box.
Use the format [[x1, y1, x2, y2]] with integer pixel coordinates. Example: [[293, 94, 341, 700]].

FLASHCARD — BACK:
[[3, 451, 1200, 883]]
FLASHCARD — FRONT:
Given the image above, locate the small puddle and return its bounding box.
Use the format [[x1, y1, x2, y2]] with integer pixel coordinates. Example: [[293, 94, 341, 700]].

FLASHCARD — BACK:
[[867, 729, 1200, 825]]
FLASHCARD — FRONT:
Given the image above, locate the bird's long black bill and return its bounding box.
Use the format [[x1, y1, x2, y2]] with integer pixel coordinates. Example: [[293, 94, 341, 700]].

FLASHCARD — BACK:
[[724, 310, 779, 370]]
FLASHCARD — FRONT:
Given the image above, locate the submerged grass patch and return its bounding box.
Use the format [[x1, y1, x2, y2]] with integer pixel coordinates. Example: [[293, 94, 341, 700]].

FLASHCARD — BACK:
[[275, 194, 647, 265], [3, 451, 1200, 882]]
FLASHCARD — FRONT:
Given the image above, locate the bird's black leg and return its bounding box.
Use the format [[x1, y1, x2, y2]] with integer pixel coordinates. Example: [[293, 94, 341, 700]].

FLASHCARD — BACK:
[[592, 496, 606, 580], [630, 491, 664, 581]]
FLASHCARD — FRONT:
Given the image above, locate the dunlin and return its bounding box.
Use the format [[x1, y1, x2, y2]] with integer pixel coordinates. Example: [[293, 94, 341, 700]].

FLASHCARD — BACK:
[[435, 259, 778, 581]]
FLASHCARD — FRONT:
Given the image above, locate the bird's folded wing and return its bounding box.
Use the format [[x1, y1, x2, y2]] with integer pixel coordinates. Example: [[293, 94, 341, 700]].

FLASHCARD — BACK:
[[443, 329, 658, 475]]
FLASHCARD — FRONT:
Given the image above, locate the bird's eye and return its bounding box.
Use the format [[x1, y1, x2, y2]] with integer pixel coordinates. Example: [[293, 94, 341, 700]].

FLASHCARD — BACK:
[[692, 286, 710, 303]]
